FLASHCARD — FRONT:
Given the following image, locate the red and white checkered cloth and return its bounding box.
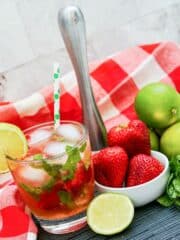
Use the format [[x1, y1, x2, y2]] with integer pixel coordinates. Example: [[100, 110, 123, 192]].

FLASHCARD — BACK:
[[0, 42, 180, 239]]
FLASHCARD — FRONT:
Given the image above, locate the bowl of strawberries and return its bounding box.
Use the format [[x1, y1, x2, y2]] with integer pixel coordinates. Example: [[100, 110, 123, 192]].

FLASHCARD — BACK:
[[93, 120, 170, 207]]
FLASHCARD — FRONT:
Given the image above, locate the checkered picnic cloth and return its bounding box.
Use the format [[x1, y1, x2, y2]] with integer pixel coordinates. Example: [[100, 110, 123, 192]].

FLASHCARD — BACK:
[[0, 42, 180, 239]]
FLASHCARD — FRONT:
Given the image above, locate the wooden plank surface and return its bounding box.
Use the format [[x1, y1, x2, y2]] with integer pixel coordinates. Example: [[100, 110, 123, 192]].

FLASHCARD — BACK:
[[38, 202, 180, 240]]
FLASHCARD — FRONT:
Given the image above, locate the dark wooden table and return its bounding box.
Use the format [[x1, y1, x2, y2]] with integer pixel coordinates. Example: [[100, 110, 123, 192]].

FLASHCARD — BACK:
[[38, 202, 180, 240]]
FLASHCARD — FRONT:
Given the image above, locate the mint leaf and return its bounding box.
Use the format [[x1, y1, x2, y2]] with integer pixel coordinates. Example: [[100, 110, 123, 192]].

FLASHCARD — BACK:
[[79, 142, 87, 152], [157, 194, 174, 207], [65, 145, 74, 154], [41, 178, 56, 191], [166, 174, 179, 199], [167, 184, 178, 199], [175, 198, 180, 207], [58, 190, 74, 208], [170, 155, 180, 177], [33, 154, 43, 160], [31, 154, 44, 168], [42, 160, 62, 178], [32, 145, 83, 182], [166, 173, 174, 194], [31, 156, 63, 178], [20, 178, 56, 199], [158, 155, 180, 209], [19, 183, 42, 200], [62, 146, 81, 181], [172, 178, 180, 194]]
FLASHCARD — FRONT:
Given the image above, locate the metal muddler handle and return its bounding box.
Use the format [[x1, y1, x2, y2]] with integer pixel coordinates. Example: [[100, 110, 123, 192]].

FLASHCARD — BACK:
[[58, 6, 107, 150]]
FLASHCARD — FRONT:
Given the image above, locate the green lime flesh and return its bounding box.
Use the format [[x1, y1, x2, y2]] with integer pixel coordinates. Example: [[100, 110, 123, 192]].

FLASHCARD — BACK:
[[87, 193, 134, 236]]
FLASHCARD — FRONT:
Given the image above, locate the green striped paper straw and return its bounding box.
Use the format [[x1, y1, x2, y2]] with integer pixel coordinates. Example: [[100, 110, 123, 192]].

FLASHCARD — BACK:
[[53, 62, 60, 129]]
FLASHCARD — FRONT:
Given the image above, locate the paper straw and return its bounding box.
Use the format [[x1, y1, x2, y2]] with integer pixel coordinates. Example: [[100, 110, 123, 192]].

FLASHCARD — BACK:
[[53, 62, 60, 129]]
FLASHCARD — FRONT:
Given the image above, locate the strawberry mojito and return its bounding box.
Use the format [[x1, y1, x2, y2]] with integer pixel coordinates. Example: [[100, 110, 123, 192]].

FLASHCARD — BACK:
[[8, 121, 94, 232]]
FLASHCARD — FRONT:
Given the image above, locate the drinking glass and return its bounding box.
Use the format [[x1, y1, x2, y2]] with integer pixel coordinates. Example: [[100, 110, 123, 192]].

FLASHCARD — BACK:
[[8, 121, 94, 234]]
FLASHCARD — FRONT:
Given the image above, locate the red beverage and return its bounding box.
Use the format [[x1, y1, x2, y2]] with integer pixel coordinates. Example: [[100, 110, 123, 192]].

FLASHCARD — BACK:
[[8, 121, 94, 233]]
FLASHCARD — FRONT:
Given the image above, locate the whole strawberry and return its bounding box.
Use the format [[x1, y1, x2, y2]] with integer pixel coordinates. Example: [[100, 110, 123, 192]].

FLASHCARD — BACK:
[[92, 146, 128, 187], [126, 154, 164, 187], [107, 120, 150, 157]]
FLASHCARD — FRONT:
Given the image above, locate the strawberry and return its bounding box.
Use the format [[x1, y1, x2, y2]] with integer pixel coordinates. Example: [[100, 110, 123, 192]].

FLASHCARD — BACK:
[[92, 147, 128, 187], [65, 161, 91, 195], [126, 154, 164, 187], [39, 190, 60, 210], [107, 120, 150, 157], [39, 181, 64, 210]]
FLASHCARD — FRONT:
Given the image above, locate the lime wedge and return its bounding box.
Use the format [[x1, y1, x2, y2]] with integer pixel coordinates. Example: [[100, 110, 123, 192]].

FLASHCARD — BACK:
[[0, 123, 28, 173], [0, 147, 9, 173], [87, 193, 134, 235]]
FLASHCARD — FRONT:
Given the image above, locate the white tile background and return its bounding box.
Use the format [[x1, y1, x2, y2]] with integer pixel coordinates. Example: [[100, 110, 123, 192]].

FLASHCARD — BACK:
[[0, 0, 180, 101]]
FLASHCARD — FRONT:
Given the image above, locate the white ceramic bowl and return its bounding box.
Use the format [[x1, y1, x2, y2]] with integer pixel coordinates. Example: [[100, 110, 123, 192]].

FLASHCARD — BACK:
[[95, 151, 169, 207]]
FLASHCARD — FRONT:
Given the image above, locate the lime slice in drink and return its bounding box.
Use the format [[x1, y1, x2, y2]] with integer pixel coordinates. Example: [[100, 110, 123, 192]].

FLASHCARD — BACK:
[[0, 147, 9, 173], [0, 123, 28, 173], [87, 193, 134, 235]]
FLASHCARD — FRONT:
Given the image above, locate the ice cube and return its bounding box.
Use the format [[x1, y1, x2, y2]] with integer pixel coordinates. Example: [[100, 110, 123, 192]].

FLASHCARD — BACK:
[[57, 124, 82, 143], [29, 129, 52, 145], [44, 141, 68, 156], [17, 165, 50, 187]]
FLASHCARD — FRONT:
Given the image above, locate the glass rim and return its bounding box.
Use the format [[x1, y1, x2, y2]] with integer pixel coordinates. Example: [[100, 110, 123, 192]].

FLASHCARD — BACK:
[[8, 120, 87, 163]]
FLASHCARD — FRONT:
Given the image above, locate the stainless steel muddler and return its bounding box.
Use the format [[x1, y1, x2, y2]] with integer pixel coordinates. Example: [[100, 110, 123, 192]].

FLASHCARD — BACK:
[[58, 6, 107, 150]]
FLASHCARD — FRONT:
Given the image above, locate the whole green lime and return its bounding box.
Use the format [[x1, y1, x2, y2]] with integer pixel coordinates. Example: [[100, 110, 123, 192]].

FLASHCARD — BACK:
[[160, 122, 180, 159], [135, 83, 180, 128], [149, 129, 159, 151]]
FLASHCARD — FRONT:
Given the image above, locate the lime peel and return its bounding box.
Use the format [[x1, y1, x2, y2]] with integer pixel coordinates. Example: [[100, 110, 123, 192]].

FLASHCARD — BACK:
[[0, 147, 9, 173]]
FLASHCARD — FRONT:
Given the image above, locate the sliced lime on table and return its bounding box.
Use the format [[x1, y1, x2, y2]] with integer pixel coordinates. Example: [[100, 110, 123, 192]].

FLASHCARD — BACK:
[[0, 123, 28, 173], [87, 193, 134, 235]]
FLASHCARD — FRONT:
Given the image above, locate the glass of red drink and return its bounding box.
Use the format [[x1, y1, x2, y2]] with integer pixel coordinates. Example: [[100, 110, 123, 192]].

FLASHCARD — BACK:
[[8, 121, 94, 234]]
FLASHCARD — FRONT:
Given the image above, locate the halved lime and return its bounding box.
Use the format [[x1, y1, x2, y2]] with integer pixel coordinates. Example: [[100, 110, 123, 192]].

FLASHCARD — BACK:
[[0, 123, 28, 173], [87, 193, 134, 235]]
